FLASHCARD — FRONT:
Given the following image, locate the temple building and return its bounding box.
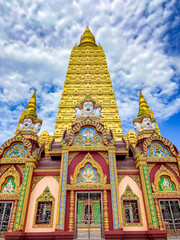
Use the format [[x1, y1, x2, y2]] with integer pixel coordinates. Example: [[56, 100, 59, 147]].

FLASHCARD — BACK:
[[0, 27, 180, 240]]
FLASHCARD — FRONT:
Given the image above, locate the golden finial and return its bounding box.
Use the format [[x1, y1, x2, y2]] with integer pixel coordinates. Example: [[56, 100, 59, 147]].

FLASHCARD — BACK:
[[138, 89, 149, 117], [78, 27, 97, 47], [26, 89, 37, 119]]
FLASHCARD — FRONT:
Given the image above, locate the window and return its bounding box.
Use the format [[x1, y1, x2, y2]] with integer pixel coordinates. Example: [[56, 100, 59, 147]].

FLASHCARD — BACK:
[[123, 200, 139, 223], [33, 186, 55, 228], [0, 202, 13, 231], [121, 185, 142, 226], [160, 200, 180, 236], [36, 202, 52, 225]]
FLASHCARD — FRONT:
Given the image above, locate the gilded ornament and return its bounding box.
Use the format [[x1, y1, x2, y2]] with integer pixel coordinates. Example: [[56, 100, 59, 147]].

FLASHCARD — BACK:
[[166, 163, 179, 176], [118, 175, 141, 190], [68, 152, 80, 165], [32, 150, 38, 160], [147, 163, 156, 174], [69, 145, 108, 151], [66, 184, 111, 190], [31, 176, 44, 192], [97, 152, 108, 165], [0, 165, 10, 176], [53, 175, 60, 184], [135, 149, 143, 158], [60, 139, 67, 147], [146, 156, 176, 163]]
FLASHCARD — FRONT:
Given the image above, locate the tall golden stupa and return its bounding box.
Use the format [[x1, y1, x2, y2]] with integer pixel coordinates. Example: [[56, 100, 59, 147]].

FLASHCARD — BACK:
[[53, 27, 123, 141]]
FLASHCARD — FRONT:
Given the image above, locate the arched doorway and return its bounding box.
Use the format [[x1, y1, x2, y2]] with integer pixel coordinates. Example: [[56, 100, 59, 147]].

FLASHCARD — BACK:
[[74, 192, 103, 239]]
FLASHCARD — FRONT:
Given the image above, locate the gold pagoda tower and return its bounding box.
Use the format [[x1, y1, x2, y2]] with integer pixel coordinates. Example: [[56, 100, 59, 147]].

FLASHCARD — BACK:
[[54, 27, 123, 141]]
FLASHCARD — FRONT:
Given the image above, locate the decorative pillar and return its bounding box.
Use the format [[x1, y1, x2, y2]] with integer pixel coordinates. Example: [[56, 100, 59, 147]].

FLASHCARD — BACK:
[[56, 147, 69, 230], [154, 198, 164, 230], [14, 157, 37, 231], [108, 147, 123, 229], [9, 200, 18, 232], [103, 190, 109, 231], [136, 156, 158, 229], [68, 190, 75, 231]]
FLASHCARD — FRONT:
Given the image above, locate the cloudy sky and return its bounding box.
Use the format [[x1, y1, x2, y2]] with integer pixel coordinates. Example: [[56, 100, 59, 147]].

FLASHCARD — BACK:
[[0, 0, 180, 149]]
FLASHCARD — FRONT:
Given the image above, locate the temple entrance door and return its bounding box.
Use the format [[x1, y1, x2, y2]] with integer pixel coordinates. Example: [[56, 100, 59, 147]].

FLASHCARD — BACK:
[[159, 200, 180, 237], [75, 192, 104, 239]]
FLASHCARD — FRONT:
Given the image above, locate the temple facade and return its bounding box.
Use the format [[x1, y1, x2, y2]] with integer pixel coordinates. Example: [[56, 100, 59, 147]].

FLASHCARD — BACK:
[[0, 28, 180, 240]]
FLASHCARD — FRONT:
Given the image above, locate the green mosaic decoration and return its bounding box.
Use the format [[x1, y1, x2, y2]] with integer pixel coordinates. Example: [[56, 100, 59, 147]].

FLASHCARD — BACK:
[[142, 165, 158, 229], [14, 166, 30, 230], [92, 201, 101, 225], [159, 176, 175, 192]]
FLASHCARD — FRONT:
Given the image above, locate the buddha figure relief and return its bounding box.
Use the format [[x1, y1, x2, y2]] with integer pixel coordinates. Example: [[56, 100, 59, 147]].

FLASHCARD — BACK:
[[3, 178, 15, 193], [160, 177, 174, 192]]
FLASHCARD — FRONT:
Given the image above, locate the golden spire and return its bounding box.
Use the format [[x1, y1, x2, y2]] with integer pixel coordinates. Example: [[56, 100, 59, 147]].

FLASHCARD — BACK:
[[26, 90, 37, 119], [138, 89, 149, 117], [133, 89, 160, 135], [78, 27, 97, 47]]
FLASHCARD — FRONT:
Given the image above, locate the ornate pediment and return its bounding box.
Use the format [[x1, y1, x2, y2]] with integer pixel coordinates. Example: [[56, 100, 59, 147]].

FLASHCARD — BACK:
[[142, 132, 177, 157], [0, 166, 21, 200], [152, 165, 180, 193], [70, 153, 107, 186], [0, 133, 32, 159], [68, 118, 110, 146]]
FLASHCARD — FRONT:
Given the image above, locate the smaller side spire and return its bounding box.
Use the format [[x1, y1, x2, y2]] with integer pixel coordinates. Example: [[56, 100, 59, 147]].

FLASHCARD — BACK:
[[138, 89, 149, 117], [78, 27, 97, 47], [133, 90, 160, 135], [15, 90, 42, 135], [26, 90, 37, 119]]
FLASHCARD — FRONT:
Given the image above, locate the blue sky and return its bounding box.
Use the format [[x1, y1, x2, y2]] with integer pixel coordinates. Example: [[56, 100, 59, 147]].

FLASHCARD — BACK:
[[0, 0, 180, 150]]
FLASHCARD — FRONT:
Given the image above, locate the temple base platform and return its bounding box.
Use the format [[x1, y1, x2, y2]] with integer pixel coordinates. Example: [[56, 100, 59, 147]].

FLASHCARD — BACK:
[[5, 230, 167, 240]]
